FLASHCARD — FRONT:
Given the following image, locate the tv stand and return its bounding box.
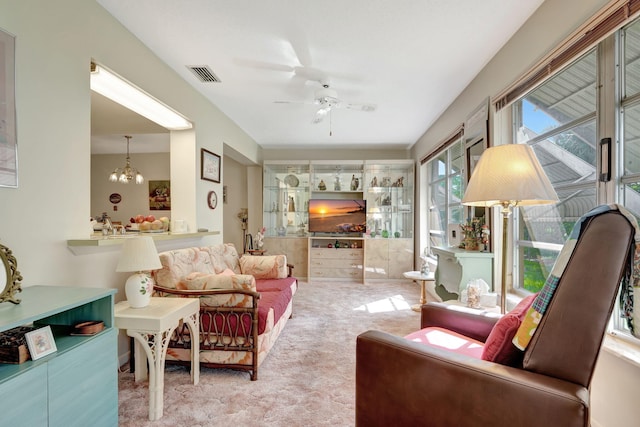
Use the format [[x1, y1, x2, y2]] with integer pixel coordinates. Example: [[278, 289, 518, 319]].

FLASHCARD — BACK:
[[308, 236, 364, 282]]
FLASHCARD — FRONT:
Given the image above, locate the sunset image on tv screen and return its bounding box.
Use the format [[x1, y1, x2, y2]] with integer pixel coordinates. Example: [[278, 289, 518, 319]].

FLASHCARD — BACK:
[[308, 199, 366, 233]]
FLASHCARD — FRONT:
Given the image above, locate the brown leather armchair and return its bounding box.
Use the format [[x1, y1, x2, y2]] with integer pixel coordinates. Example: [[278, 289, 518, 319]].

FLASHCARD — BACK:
[[356, 210, 635, 427]]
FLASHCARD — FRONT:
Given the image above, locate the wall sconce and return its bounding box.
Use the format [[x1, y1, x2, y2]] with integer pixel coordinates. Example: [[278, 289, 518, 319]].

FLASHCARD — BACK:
[[90, 63, 192, 130]]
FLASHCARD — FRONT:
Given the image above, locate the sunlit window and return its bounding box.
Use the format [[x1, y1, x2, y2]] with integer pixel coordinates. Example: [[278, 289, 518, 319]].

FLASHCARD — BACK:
[[512, 49, 598, 293], [425, 139, 464, 251]]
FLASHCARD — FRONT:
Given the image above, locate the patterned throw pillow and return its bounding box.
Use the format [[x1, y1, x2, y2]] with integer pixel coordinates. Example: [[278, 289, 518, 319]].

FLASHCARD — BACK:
[[481, 293, 537, 366], [239, 255, 288, 279], [178, 272, 256, 292]]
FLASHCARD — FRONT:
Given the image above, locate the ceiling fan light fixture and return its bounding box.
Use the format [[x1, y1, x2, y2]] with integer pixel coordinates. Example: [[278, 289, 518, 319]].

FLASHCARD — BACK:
[[312, 106, 331, 124], [315, 87, 338, 101]]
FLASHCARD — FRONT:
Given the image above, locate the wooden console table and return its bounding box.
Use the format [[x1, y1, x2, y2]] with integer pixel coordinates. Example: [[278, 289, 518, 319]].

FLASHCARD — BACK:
[[115, 298, 200, 421]]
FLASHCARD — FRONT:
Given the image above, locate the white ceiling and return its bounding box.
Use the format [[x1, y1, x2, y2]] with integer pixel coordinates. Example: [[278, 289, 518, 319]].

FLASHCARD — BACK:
[[94, 0, 545, 152]]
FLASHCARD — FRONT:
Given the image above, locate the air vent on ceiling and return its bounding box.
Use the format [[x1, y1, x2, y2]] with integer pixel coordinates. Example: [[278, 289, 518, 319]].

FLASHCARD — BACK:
[[187, 65, 221, 83]]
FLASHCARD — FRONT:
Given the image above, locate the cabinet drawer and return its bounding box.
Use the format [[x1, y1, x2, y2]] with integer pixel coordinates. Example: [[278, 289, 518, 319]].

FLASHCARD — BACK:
[[310, 267, 362, 278], [310, 248, 362, 260], [309, 258, 361, 269]]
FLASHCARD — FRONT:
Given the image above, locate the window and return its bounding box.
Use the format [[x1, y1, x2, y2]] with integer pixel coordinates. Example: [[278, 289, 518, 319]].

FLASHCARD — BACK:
[[512, 50, 598, 294], [507, 14, 640, 341], [616, 18, 640, 335], [425, 137, 464, 251]]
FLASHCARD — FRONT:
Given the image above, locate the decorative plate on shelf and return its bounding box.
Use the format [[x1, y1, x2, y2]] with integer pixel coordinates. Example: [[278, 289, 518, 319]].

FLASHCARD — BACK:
[[284, 174, 299, 187]]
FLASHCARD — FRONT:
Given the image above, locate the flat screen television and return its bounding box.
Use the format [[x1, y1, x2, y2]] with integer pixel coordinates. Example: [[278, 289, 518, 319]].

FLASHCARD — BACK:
[[308, 199, 366, 234]]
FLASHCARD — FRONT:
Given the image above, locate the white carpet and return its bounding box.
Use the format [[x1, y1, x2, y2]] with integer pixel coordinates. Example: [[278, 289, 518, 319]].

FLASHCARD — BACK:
[[118, 279, 422, 426]]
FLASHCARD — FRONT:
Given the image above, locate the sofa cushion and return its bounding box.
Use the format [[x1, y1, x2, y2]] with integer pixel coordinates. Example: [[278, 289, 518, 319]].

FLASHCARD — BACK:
[[258, 286, 293, 334], [179, 271, 256, 292], [155, 247, 216, 289], [200, 244, 242, 273], [256, 277, 297, 293], [220, 268, 235, 276], [481, 293, 537, 365], [240, 255, 288, 279]]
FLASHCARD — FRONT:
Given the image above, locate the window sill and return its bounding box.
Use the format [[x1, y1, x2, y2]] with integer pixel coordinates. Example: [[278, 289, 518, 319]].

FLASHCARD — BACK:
[[602, 333, 640, 368]]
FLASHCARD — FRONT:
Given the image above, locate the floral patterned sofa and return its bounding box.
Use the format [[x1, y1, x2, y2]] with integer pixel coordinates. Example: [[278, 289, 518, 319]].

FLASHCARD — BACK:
[[152, 243, 297, 380]]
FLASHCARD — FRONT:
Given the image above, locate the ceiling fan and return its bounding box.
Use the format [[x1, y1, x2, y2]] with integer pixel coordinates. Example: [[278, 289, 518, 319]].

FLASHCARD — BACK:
[[275, 83, 376, 124]]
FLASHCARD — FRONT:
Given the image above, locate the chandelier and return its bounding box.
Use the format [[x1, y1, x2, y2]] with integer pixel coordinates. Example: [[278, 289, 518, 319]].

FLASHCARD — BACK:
[[108, 135, 144, 184]]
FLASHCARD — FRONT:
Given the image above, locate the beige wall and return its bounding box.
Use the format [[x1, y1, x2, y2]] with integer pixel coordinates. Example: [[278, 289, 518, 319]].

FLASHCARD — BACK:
[[0, 0, 260, 363], [263, 148, 410, 161], [222, 156, 248, 252], [409, 0, 640, 425]]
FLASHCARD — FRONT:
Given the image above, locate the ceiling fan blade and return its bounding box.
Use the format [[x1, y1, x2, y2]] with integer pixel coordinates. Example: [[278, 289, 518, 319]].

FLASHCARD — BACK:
[[339, 102, 377, 112], [284, 29, 313, 68], [233, 58, 294, 73], [312, 106, 331, 124], [274, 100, 309, 105]]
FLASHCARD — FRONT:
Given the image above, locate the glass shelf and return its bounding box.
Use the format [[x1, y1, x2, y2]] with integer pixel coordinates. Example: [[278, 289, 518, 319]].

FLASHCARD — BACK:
[[364, 160, 414, 239], [263, 162, 311, 237], [263, 160, 414, 239]]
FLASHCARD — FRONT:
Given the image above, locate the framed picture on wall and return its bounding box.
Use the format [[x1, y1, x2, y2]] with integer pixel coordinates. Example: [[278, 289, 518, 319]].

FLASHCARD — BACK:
[[149, 180, 171, 210], [201, 148, 221, 183], [0, 28, 17, 188], [466, 138, 490, 231]]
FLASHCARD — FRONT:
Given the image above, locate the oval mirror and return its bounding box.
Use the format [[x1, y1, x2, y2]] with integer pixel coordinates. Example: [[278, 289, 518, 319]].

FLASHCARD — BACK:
[[0, 243, 22, 304]]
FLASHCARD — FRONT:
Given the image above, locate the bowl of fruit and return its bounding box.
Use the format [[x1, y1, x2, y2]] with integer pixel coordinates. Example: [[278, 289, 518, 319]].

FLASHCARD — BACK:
[[129, 215, 170, 233]]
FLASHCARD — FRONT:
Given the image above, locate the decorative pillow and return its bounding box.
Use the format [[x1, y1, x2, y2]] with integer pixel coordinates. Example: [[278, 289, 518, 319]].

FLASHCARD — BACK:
[[154, 247, 215, 289], [219, 268, 235, 276], [178, 272, 256, 292], [481, 293, 537, 366], [239, 255, 288, 279]]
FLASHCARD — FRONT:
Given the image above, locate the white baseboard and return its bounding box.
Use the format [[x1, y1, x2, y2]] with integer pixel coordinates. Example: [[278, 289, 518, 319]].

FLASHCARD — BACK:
[[118, 351, 130, 371]]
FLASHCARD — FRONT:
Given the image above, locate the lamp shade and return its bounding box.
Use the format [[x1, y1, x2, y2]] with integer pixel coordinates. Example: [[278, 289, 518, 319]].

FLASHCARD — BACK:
[[462, 144, 558, 207], [116, 236, 162, 273]]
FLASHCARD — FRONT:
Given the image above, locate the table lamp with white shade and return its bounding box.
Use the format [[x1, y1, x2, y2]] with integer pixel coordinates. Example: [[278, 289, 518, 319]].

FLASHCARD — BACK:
[[462, 143, 558, 313], [116, 236, 162, 308]]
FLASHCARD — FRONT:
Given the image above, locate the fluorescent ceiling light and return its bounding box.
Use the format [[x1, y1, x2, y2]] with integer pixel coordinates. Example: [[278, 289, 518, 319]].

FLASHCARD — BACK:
[[90, 63, 192, 130]]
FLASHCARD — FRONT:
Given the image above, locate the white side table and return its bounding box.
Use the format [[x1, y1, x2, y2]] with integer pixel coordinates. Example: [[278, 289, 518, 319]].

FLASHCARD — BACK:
[[115, 297, 200, 421], [403, 271, 436, 312]]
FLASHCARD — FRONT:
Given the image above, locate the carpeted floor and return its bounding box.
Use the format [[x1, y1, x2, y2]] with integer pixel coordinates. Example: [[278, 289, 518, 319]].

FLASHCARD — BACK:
[[118, 279, 422, 426]]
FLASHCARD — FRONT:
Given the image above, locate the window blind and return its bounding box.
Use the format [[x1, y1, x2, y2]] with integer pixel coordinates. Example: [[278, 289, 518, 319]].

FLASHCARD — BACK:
[[494, 0, 640, 111], [420, 125, 464, 165]]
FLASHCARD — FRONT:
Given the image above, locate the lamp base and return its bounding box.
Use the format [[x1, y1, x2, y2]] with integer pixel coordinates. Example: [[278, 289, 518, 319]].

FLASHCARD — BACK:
[[124, 272, 153, 308]]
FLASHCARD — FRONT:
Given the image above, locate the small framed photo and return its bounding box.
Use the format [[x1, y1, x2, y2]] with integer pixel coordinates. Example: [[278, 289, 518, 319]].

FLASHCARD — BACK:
[[201, 148, 221, 183], [25, 325, 57, 360]]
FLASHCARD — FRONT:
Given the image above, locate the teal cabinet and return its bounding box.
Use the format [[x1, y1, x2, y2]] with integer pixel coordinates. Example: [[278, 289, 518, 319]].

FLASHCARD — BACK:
[[432, 247, 494, 296], [0, 286, 117, 427], [0, 363, 48, 426]]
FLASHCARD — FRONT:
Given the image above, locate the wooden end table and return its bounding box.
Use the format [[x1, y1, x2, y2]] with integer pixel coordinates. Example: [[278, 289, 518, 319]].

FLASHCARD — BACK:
[[115, 297, 200, 421], [403, 271, 436, 312]]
